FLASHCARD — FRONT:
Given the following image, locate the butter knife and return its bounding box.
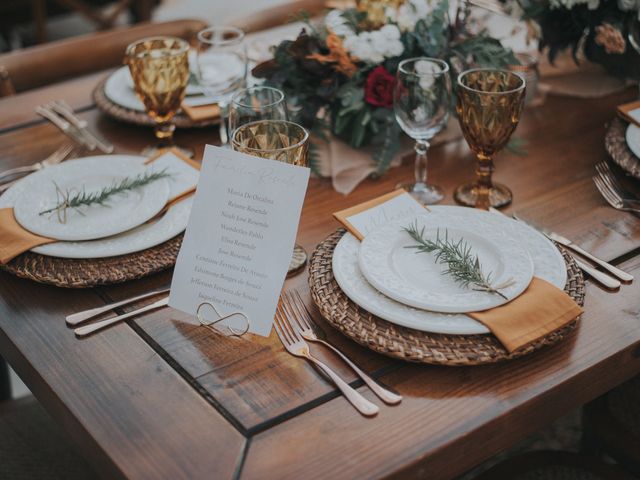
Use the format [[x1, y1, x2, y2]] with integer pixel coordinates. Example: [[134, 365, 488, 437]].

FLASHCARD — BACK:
[[74, 296, 169, 337], [488, 209, 621, 290], [36, 106, 92, 149], [66, 288, 170, 325], [51, 100, 114, 154], [512, 214, 633, 283]]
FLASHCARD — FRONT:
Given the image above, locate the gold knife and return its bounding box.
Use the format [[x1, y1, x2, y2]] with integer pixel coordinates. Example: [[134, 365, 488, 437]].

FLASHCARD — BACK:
[[74, 296, 169, 337], [36, 106, 93, 150], [512, 214, 633, 283], [51, 100, 114, 154]]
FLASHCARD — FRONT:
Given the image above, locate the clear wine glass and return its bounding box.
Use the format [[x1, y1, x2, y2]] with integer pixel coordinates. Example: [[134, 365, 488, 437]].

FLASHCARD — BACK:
[[228, 86, 288, 137], [196, 26, 248, 144], [394, 57, 451, 205]]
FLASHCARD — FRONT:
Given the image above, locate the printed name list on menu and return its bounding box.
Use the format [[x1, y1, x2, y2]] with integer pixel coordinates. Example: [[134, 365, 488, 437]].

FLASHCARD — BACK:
[[169, 145, 310, 336]]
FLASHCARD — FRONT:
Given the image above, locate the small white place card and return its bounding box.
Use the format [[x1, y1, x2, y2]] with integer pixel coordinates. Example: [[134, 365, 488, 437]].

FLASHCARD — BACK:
[[169, 145, 310, 336], [333, 189, 428, 240]]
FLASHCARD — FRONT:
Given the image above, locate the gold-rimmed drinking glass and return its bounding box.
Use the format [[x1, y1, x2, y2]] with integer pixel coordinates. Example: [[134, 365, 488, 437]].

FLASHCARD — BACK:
[[454, 68, 526, 209], [126, 36, 190, 157], [232, 120, 309, 274]]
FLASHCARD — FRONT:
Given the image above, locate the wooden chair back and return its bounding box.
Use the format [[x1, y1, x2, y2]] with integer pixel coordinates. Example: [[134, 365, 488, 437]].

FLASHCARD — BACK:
[[230, 0, 329, 34], [0, 18, 207, 95]]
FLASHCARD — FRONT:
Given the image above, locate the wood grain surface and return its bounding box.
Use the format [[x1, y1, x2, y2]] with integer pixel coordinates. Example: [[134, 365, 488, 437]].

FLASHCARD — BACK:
[[0, 71, 638, 480]]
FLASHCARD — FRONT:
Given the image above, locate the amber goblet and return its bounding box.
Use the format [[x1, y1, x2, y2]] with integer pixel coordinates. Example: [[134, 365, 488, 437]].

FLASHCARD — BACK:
[[454, 68, 525, 209], [232, 120, 309, 274], [126, 36, 190, 156]]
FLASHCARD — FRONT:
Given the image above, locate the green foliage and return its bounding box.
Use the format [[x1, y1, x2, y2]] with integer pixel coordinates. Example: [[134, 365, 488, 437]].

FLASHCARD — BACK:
[[40, 169, 171, 223], [403, 222, 510, 299], [254, 2, 520, 175]]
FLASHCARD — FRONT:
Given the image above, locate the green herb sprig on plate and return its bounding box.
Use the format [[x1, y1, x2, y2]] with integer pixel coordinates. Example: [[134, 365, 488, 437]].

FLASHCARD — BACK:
[[39, 169, 171, 224], [402, 221, 514, 300]]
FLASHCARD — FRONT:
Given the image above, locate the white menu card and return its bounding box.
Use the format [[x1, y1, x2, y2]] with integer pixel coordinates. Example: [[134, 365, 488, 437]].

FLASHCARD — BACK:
[[169, 145, 310, 336]]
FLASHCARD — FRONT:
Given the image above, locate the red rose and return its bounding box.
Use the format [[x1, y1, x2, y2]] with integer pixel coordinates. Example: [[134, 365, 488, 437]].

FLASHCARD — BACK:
[[364, 66, 395, 108]]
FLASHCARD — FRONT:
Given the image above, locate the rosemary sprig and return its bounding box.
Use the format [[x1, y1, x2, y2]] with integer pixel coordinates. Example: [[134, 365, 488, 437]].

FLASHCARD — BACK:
[[402, 221, 513, 300], [39, 169, 171, 223]]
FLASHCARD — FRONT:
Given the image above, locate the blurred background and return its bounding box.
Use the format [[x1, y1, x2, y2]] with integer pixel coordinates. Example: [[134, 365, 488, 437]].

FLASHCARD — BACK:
[[0, 0, 289, 51]]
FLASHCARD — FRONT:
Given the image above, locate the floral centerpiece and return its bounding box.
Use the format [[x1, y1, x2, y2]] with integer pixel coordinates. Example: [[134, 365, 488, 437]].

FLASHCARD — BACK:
[[253, 0, 517, 175], [502, 0, 640, 80]]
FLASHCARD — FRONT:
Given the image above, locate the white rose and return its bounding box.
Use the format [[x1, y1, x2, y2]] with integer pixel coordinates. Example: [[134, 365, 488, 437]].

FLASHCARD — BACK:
[[380, 24, 401, 40], [386, 39, 404, 57]]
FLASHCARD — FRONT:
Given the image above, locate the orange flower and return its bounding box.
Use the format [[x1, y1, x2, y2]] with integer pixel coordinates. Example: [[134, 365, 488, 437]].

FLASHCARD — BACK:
[[595, 23, 626, 55], [307, 34, 358, 77]]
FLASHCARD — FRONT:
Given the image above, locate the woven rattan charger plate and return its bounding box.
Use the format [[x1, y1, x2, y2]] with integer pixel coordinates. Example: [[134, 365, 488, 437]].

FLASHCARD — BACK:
[[93, 76, 219, 129], [605, 117, 640, 180], [309, 229, 585, 366], [0, 235, 182, 288]]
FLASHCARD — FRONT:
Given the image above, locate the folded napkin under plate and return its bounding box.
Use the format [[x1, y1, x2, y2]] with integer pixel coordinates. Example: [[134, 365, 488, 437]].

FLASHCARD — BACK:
[[333, 190, 583, 353], [0, 148, 199, 264]]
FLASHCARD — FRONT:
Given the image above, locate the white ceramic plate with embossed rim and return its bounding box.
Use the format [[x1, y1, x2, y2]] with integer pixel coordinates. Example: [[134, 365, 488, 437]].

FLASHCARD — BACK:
[[626, 123, 640, 159], [13, 156, 170, 241], [0, 155, 195, 258], [333, 206, 566, 334], [358, 209, 534, 314]]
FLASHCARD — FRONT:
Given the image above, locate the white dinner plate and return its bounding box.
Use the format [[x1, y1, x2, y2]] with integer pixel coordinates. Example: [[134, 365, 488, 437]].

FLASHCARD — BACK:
[[0, 154, 197, 258], [333, 206, 566, 335], [358, 209, 534, 313], [626, 123, 640, 159], [13, 156, 170, 241], [104, 66, 217, 113]]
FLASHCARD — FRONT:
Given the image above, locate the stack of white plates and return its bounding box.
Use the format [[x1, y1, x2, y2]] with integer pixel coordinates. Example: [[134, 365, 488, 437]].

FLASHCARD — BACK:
[[0, 154, 195, 259], [331, 206, 567, 335]]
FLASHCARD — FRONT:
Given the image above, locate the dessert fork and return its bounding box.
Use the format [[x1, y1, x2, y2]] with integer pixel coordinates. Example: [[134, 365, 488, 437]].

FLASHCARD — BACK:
[[0, 143, 73, 185], [282, 290, 402, 405], [593, 174, 640, 214], [274, 304, 379, 417], [595, 162, 640, 205]]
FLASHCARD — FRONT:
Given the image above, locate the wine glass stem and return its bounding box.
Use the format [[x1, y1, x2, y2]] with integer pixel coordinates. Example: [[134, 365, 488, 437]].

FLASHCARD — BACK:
[[154, 121, 175, 147], [218, 101, 229, 145], [475, 153, 494, 192], [414, 140, 430, 187]]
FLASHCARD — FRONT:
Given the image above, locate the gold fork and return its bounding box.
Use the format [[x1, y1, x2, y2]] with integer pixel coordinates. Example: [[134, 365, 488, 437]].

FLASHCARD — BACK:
[[282, 290, 402, 405], [0, 143, 73, 184], [0, 143, 74, 194], [274, 303, 379, 417]]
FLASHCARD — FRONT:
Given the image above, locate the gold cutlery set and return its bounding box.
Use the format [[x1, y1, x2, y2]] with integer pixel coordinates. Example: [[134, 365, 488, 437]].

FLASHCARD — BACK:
[[0, 100, 114, 193], [490, 208, 633, 290], [67, 287, 402, 416], [36, 100, 114, 154]]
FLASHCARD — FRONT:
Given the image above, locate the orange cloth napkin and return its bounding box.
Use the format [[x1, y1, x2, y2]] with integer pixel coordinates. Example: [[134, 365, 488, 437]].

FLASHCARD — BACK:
[[617, 100, 640, 128], [0, 208, 56, 264], [468, 277, 583, 352], [0, 148, 200, 265], [181, 103, 221, 122], [333, 192, 583, 353]]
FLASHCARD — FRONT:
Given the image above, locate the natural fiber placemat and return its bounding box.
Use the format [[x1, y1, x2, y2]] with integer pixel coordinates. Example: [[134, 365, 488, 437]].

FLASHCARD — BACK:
[[93, 77, 219, 129], [605, 117, 640, 180], [0, 235, 182, 288], [309, 229, 585, 366]]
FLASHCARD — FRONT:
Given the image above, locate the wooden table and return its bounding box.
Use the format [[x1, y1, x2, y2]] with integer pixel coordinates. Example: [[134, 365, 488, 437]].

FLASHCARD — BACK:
[[1, 72, 639, 480]]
